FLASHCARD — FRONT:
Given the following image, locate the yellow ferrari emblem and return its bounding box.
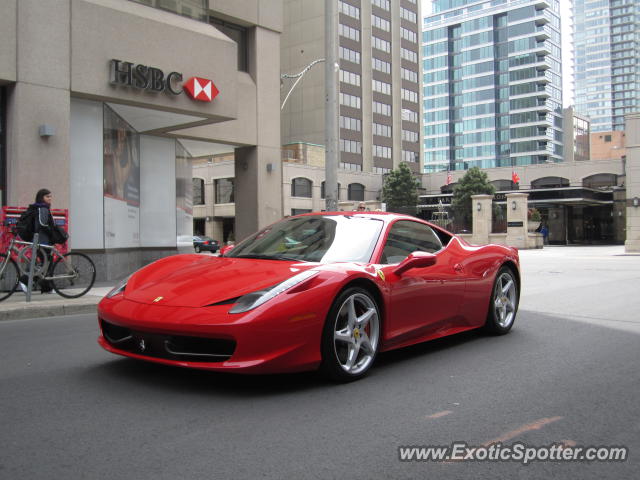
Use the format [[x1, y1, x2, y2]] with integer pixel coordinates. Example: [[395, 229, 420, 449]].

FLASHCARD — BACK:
[[353, 328, 360, 339], [376, 270, 385, 282], [153, 296, 164, 303]]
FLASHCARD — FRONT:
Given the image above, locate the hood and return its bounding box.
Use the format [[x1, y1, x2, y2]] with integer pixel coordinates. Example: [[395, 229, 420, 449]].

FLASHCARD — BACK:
[[124, 255, 316, 307]]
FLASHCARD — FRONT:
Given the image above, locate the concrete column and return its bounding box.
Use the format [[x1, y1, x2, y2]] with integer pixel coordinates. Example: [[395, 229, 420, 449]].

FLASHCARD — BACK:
[[506, 192, 529, 249], [361, 0, 373, 173], [234, 26, 283, 241], [6, 0, 71, 208], [625, 113, 640, 253], [471, 194, 492, 245], [209, 219, 224, 244]]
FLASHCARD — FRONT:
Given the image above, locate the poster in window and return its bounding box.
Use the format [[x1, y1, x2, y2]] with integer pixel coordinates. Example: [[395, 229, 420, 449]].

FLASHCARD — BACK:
[[103, 105, 140, 248]]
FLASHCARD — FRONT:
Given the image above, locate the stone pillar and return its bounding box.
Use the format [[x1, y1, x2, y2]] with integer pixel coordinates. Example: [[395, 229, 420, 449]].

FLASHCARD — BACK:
[[625, 113, 640, 253], [506, 192, 529, 249], [471, 194, 493, 245], [6, 0, 71, 209], [209, 219, 224, 245], [234, 26, 283, 241]]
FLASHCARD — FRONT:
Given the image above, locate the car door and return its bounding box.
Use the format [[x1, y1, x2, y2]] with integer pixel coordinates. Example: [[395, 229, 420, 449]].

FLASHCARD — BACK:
[[378, 220, 467, 344]]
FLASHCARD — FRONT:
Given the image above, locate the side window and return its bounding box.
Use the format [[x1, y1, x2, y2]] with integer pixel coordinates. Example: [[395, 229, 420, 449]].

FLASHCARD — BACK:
[[380, 220, 443, 264]]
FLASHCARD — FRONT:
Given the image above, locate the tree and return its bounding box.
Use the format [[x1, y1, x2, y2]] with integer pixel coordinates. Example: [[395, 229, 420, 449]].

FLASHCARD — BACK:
[[451, 167, 495, 229], [382, 163, 420, 213]]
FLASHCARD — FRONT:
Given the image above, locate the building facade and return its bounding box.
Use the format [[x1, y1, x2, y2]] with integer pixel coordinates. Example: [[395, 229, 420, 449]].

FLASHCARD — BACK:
[[281, 0, 423, 175], [0, 0, 283, 280], [421, 108, 628, 245], [191, 143, 385, 243], [422, 0, 564, 174], [574, 0, 639, 132]]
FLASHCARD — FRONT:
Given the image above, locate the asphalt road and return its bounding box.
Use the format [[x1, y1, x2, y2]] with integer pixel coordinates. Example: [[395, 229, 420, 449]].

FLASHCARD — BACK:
[[1, 246, 639, 480]]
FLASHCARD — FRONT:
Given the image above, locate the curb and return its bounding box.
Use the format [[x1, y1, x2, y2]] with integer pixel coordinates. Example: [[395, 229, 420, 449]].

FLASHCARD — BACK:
[[0, 297, 100, 321]]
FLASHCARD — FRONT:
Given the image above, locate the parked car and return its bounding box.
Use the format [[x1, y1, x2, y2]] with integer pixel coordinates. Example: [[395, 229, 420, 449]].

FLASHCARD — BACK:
[[100, 212, 520, 381], [193, 236, 219, 253], [176, 235, 219, 253]]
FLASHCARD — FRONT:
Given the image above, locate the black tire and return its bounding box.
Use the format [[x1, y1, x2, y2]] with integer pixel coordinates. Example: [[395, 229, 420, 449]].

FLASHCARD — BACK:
[[0, 254, 19, 301], [51, 252, 96, 298], [195, 245, 201, 253], [320, 286, 381, 382], [484, 266, 519, 335]]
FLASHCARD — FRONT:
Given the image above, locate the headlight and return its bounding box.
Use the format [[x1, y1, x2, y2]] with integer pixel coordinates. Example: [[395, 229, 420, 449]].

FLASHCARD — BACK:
[[229, 270, 318, 314], [105, 274, 132, 299]]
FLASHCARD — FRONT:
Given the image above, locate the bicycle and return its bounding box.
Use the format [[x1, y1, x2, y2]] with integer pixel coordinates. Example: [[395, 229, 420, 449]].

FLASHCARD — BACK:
[[0, 228, 96, 301]]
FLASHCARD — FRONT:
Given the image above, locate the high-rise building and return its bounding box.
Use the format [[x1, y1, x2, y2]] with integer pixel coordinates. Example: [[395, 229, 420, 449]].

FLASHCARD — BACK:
[[281, 0, 422, 175], [574, 0, 639, 132], [422, 0, 564, 174]]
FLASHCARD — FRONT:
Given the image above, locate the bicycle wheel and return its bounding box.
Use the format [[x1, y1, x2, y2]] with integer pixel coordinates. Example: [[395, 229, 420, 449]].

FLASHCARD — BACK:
[[51, 252, 96, 298], [0, 254, 20, 301]]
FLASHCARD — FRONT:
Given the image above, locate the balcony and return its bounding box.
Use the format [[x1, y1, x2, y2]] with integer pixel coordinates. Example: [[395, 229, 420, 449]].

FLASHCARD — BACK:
[[535, 26, 550, 42]]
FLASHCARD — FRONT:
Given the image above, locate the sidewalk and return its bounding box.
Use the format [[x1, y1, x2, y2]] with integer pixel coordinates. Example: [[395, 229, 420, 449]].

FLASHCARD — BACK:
[[0, 281, 114, 321]]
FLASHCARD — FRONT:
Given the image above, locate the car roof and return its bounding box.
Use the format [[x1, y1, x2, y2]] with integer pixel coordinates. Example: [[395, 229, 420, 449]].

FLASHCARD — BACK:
[[288, 211, 454, 236], [292, 210, 419, 223]]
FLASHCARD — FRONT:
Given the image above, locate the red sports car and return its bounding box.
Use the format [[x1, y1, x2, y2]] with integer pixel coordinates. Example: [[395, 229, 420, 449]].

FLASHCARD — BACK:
[[98, 212, 520, 381]]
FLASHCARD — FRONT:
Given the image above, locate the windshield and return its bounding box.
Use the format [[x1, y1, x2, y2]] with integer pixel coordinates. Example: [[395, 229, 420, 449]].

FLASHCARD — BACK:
[[226, 215, 385, 263]]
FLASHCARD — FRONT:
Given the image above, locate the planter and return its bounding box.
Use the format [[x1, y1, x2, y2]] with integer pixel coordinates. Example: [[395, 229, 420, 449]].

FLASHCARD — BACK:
[[528, 221, 541, 232]]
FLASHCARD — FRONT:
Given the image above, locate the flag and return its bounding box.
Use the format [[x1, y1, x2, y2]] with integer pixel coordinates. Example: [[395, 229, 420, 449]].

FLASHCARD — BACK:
[[446, 170, 452, 185], [512, 170, 520, 184]]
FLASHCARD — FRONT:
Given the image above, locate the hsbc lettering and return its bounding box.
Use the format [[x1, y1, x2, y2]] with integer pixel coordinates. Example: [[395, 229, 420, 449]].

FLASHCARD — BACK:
[[109, 59, 218, 102]]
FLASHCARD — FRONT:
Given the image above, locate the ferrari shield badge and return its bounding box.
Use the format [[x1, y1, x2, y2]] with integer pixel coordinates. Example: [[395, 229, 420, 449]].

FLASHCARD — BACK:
[[153, 296, 164, 303], [376, 269, 385, 282]]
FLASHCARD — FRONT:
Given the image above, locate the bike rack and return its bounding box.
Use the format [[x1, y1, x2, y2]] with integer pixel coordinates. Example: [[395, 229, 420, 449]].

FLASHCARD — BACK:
[[25, 233, 39, 303]]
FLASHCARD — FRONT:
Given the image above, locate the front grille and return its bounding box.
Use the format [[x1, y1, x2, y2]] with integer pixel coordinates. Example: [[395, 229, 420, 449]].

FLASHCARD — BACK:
[[100, 319, 235, 362]]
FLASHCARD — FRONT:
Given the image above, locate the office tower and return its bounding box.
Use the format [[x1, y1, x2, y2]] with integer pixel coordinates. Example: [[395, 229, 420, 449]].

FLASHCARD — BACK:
[[281, 0, 422, 174], [574, 0, 639, 132], [422, 0, 564, 174]]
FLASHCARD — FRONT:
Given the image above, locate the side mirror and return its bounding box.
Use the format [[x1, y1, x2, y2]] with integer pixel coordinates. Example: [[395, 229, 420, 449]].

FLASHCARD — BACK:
[[393, 251, 437, 276]]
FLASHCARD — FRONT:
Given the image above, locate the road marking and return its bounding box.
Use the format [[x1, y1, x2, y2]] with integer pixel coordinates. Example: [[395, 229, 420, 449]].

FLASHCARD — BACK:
[[482, 416, 563, 446], [426, 410, 453, 419]]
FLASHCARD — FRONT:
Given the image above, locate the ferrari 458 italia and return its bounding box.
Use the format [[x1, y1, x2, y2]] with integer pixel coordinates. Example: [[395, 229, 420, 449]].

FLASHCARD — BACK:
[[98, 212, 520, 381]]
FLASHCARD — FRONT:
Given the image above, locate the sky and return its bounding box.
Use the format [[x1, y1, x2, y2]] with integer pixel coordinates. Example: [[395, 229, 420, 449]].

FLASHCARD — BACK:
[[421, 0, 574, 107]]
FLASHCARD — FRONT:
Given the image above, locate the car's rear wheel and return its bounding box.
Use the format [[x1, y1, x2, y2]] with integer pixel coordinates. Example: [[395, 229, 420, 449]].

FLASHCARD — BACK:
[[320, 287, 380, 382], [484, 266, 518, 335]]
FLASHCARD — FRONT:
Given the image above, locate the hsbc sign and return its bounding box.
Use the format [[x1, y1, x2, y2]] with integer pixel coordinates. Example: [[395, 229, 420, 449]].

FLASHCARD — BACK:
[[109, 59, 219, 102]]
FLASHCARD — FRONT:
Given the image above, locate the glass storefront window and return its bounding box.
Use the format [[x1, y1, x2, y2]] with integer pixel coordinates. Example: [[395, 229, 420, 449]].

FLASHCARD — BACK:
[[175, 142, 193, 239], [103, 105, 141, 248]]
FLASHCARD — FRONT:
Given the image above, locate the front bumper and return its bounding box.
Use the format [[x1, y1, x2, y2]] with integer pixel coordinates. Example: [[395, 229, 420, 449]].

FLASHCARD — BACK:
[[97, 294, 328, 374]]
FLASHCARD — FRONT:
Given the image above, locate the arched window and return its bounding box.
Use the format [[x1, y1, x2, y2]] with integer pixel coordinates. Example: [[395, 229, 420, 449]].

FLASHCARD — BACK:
[[582, 173, 617, 189], [321, 181, 341, 199], [491, 179, 517, 191], [531, 177, 570, 189], [348, 183, 365, 201], [291, 177, 312, 198], [193, 178, 205, 205], [440, 182, 457, 194]]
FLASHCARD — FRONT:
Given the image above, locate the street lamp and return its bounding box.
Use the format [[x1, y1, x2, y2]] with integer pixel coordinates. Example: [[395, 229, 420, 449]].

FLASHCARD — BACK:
[[280, 58, 325, 110]]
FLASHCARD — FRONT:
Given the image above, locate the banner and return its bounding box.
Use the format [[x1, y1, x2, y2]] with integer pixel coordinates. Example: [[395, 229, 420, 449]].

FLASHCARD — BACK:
[[103, 105, 140, 248]]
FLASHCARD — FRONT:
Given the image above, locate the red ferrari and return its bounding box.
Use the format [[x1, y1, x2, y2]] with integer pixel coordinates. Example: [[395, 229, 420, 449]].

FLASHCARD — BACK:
[[98, 212, 520, 381]]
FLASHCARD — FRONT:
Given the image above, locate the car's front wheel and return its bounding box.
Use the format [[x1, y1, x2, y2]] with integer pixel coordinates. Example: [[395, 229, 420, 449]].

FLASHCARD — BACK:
[[484, 266, 519, 335], [194, 245, 201, 253], [320, 287, 380, 382]]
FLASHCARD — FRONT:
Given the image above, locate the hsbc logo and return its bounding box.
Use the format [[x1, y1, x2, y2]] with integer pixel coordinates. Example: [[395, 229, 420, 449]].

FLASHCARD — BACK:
[[109, 59, 218, 103], [183, 77, 219, 102]]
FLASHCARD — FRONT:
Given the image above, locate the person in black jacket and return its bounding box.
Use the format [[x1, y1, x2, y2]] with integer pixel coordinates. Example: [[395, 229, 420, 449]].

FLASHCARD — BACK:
[[20, 189, 56, 293]]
